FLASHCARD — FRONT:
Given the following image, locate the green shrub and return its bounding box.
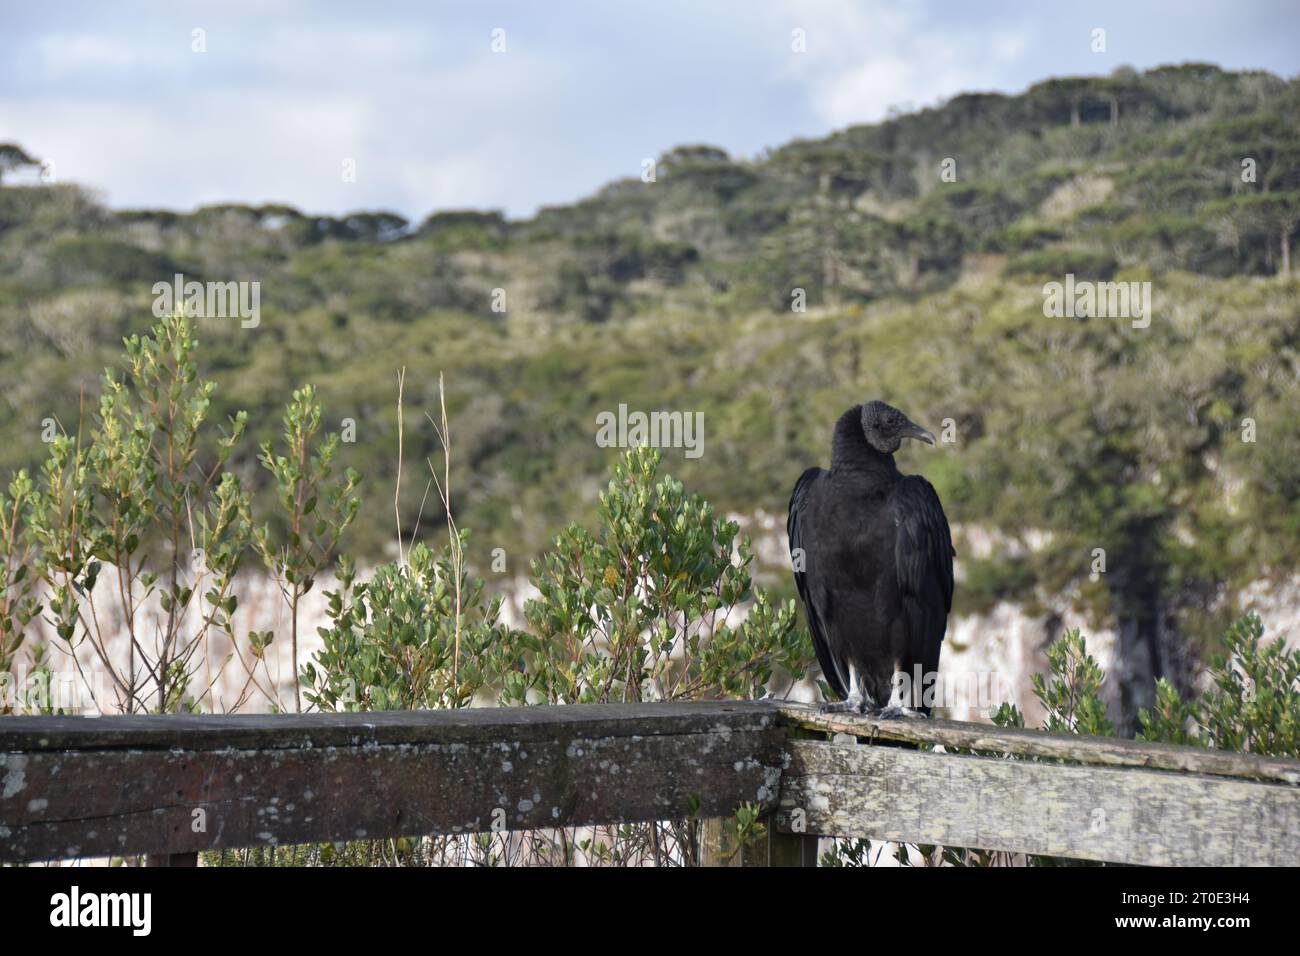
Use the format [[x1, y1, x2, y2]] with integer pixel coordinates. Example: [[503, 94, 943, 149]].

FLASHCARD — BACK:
[[302, 535, 518, 712], [1139, 613, 1299, 757], [254, 384, 360, 712], [1003, 247, 1117, 279], [4, 312, 360, 716], [520, 446, 811, 705], [0, 472, 40, 708], [44, 236, 179, 287], [25, 311, 254, 713]]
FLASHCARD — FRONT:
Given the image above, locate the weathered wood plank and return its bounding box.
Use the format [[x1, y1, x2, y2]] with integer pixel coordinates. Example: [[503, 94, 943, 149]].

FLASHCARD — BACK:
[[776, 739, 1300, 866], [0, 700, 777, 752], [776, 703, 1300, 786], [0, 703, 786, 863]]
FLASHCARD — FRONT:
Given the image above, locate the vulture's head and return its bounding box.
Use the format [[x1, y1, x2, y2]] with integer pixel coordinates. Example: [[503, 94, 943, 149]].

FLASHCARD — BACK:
[[860, 400, 935, 454]]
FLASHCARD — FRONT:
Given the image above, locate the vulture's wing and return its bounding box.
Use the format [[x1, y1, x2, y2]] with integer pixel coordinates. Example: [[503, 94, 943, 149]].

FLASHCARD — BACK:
[[890, 475, 955, 673], [787, 466, 847, 699]]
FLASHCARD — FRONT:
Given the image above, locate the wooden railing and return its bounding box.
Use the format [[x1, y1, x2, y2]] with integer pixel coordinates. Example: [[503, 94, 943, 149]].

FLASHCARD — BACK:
[[2, 701, 1297, 866]]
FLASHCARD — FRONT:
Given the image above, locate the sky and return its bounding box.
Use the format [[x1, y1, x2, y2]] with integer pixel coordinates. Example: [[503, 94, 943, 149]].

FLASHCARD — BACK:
[[1, 0, 1297, 222]]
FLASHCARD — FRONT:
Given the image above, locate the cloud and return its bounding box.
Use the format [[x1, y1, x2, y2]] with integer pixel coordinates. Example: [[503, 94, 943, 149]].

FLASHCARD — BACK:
[[1, 22, 577, 217], [0, 93, 370, 210], [769, 0, 1031, 127], [33, 33, 157, 79]]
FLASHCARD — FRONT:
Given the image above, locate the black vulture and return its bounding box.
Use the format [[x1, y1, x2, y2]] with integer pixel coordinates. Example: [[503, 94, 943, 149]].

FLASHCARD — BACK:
[[787, 400, 954, 716]]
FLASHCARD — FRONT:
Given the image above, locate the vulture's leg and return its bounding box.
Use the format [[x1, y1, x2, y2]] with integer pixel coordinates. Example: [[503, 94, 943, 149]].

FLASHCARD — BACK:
[[821, 664, 874, 714], [874, 666, 928, 719]]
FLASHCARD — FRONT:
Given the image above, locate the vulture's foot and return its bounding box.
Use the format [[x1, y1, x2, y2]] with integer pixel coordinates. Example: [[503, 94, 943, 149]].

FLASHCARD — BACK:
[[874, 705, 928, 720], [820, 691, 866, 714]]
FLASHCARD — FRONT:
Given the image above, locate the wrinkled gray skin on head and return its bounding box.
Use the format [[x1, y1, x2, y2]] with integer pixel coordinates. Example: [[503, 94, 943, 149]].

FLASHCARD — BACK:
[[860, 400, 936, 454]]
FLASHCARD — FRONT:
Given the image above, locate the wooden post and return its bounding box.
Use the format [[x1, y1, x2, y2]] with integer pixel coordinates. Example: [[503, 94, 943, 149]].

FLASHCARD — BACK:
[[698, 817, 738, 867], [146, 852, 198, 867], [699, 815, 818, 866], [699, 722, 823, 867], [758, 819, 820, 866]]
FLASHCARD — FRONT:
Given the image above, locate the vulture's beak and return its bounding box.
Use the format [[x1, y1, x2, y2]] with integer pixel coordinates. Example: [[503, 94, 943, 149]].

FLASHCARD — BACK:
[[904, 421, 936, 445]]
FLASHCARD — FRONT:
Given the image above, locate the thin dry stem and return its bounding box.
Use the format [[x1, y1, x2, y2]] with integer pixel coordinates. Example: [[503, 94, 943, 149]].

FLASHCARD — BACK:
[[395, 367, 406, 567], [423, 372, 461, 684]]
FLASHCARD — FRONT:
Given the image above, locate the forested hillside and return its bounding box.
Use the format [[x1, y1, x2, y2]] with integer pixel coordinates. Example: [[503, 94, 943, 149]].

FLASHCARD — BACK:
[[1, 62, 1297, 692]]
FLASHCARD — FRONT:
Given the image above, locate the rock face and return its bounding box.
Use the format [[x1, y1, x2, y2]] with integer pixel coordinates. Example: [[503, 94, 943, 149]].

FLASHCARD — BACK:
[[942, 602, 1117, 726]]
